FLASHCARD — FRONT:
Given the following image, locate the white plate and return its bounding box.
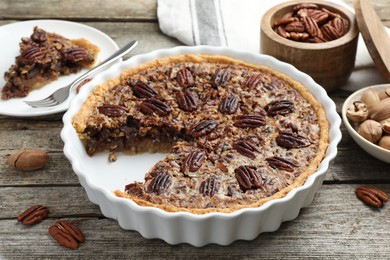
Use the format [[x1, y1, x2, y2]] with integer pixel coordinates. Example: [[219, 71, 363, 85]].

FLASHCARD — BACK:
[[61, 46, 342, 246], [0, 20, 119, 117]]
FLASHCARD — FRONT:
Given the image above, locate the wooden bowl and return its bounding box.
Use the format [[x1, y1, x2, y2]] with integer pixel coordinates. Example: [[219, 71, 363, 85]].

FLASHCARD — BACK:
[[261, 0, 359, 92]]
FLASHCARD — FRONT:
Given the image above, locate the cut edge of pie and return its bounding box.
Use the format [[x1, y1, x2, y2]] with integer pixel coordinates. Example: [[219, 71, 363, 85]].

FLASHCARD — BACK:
[[72, 54, 329, 214]]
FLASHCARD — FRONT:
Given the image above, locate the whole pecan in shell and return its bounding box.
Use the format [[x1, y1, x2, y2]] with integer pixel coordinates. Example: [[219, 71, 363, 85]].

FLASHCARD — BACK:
[[276, 131, 310, 149], [147, 172, 172, 195], [219, 96, 239, 114], [233, 140, 260, 159], [98, 104, 128, 117], [176, 89, 199, 112], [140, 98, 172, 116], [6, 149, 50, 172], [188, 120, 218, 137], [17, 205, 49, 225], [132, 81, 158, 98], [355, 186, 389, 208], [211, 69, 231, 88], [235, 166, 263, 191], [266, 156, 299, 172], [49, 221, 85, 250], [182, 150, 207, 173], [199, 177, 220, 197], [176, 68, 195, 87]]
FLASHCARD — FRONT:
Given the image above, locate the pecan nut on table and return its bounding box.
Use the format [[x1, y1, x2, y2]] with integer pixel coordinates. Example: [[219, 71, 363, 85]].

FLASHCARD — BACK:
[[16, 204, 85, 250], [17, 205, 49, 225], [48, 221, 85, 250], [355, 186, 389, 208]]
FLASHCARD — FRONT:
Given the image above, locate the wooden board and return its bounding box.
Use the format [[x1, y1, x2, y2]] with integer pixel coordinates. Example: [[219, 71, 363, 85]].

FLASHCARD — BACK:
[[0, 0, 157, 21]]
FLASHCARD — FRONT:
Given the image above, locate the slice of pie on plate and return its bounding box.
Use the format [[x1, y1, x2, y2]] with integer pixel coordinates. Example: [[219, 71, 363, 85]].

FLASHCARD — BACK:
[[1, 26, 100, 100]]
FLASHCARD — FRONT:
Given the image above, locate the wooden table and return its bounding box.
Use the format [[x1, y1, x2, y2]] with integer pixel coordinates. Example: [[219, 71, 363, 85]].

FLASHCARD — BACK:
[[1, 0, 390, 258]]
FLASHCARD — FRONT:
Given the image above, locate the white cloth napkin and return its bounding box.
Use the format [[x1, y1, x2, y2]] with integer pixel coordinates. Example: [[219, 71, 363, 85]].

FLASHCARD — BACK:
[[157, 0, 388, 92]]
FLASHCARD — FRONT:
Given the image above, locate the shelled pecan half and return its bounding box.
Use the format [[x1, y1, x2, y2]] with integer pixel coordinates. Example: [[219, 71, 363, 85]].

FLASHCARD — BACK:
[[17, 205, 49, 225], [48, 220, 85, 250], [355, 186, 389, 208]]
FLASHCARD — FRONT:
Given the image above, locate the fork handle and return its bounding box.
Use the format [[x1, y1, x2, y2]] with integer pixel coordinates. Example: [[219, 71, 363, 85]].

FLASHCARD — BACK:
[[71, 40, 138, 89]]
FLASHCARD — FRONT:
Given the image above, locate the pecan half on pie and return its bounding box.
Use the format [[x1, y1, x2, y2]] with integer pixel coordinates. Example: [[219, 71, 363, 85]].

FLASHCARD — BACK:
[[1, 26, 99, 100], [72, 54, 329, 214]]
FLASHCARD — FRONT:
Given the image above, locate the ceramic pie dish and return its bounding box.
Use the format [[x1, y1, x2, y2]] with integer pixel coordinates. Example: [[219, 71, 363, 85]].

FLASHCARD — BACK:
[[61, 45, 341, 246]]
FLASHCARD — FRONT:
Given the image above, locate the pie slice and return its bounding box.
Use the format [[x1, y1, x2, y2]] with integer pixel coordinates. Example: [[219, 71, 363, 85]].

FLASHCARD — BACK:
[[1, 26, 100, 100], [72, 54, 329, 214]]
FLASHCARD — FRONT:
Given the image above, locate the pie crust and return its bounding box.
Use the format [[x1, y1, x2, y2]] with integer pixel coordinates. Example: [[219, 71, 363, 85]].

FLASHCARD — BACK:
[[72, 54, 329, 214]]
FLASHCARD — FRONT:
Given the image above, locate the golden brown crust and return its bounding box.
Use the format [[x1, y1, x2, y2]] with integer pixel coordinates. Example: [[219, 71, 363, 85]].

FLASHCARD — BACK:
[[72, 38, 101, 68], [73, 54, 329, 214], [73, 78, 119, 133]]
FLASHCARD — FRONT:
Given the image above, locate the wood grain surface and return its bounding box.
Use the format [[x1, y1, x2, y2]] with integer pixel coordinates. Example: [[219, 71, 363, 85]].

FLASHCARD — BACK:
[[1, 0, 390, 259]]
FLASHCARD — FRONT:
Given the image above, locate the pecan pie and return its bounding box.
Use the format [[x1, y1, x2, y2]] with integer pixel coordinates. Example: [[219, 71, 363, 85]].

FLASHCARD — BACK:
[[72, 54, 329, 214], [1, 26, 99, 100]]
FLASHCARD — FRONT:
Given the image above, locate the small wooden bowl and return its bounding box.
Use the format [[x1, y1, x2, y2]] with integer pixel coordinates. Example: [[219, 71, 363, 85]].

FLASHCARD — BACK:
[[261, 0, 359, 92]]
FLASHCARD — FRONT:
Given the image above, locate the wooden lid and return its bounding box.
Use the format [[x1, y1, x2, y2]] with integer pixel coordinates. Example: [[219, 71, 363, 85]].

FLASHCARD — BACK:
[[355, 0, 390, 82]]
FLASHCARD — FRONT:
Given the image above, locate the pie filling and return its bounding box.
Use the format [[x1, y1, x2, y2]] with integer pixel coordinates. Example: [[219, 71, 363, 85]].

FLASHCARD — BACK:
[[72, 54, 329, 214], [1, 26, 100, 100]]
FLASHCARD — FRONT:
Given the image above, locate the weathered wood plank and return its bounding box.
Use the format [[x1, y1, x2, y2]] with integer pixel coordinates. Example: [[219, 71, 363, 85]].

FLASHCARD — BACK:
[[0, 0, 157, 21], [85, 22, 181, 56], [0, 186, 101, 219], [0, 151, 78, 186], [0, 20, 180, 57], [1, 184, 390, 258], [0, 121, 64, 150], [0, 0, 389, 24]]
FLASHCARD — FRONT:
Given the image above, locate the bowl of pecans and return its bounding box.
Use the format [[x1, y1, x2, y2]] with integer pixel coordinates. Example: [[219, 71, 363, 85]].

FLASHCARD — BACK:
[[342, 84, 390, 164], [261, 0, 359, 92]]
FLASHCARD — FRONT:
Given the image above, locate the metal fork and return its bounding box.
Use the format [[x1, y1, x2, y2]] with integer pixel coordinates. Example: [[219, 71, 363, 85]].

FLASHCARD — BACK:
[[24, 40, 138, 108]]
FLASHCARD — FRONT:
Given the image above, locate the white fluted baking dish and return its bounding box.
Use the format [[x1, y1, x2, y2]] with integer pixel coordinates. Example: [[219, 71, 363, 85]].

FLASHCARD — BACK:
[[61, 46, 341, 246]]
